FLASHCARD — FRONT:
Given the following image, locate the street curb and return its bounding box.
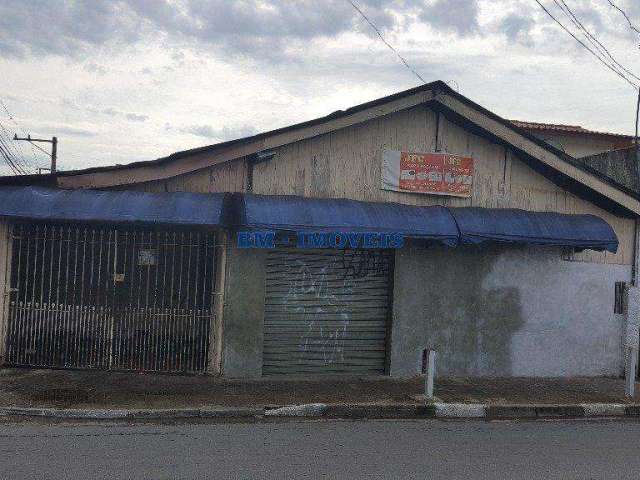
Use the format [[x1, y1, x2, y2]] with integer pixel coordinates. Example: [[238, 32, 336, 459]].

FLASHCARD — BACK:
[[486, 404, 586, 419], [264, 404, 328, 417], [434, 403, 485, 418], [0, 406, 263, 420], [324, 404, 436, 419], [0, 403, 639, 421], [580, 403, 626, 417]]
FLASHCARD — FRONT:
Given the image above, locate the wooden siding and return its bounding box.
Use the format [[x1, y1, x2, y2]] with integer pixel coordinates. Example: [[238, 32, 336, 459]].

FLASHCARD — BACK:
[[130, 158, 248, 193], [122, 104, 634, 266], [251, 105, 634, 266]]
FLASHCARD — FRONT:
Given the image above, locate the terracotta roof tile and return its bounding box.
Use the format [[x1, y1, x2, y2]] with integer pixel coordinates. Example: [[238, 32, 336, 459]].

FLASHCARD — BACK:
[[509, 120, 632, 138]]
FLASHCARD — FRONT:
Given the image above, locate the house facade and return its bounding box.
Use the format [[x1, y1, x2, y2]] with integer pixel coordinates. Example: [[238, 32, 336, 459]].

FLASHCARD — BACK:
[[0, 81, 637, 378]]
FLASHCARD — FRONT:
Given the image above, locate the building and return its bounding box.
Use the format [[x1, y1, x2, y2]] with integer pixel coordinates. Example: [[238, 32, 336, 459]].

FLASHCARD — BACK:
[[510, 120, 635, 158], [0, 81, 637, 378], [577, 145, 640, 195]]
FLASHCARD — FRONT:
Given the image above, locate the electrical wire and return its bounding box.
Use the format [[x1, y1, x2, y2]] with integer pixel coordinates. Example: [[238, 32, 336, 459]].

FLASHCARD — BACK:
[[0, 144, 20, 175], [604, 0, 640, 36], [0, 98, 40, 172], [0, 136, 25, 175], [345, 0, 427, 84], [0, 147, 21, 175], [0, 124, 25, 174], [0, 122, 30, 174], [554, 0, 640, 83], [532, 0, 638, 88]]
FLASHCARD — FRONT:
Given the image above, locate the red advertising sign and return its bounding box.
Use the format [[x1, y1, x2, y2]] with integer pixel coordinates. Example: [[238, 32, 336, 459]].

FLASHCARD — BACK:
[[382, 150, 473, 198]]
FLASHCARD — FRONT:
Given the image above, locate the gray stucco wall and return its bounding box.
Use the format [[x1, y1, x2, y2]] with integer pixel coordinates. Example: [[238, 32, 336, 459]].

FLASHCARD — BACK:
[[221, 242, 631, 378], [390, 244, 631, 377], [221, 244, 266, 377]]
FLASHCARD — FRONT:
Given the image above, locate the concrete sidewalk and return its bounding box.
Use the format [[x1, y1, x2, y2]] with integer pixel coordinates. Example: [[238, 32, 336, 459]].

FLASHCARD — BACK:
[[1, 368, 640, 420]]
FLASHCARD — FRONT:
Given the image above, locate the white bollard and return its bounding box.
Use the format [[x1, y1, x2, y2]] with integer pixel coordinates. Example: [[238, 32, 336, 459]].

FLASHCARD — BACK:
[[626, 346, 637, 398], [421, 348, 436, 399]]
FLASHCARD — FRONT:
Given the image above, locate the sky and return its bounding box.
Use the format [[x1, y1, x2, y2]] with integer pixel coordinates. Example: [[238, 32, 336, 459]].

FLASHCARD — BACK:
[[0, 0, 639, 175]]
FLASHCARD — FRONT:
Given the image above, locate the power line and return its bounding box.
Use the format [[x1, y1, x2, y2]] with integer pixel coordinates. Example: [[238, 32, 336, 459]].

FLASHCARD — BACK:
[[0, 98, 40, 171], [0, 146, 21, 175], [604, 0, 640, 36], [0, 135, 25, 175], [345, 0, 427, 84], [0, 125, 28, 174], [0, 143, 20, 175], [532, 0, 638, 88], [0, 122, 30, 174], [0, 123, 23, 159], [554, 0, 640, 83]]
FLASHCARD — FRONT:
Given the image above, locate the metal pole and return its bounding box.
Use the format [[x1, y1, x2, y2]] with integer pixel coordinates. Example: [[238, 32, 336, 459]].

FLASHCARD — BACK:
[[12, 135, 58, 174], [51, 137, 57, 173]]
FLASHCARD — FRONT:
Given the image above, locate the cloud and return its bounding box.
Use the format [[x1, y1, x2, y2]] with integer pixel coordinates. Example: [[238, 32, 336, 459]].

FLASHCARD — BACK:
[[0, 1, 141, 58], [180, 124, 258, 140], [420, 0, 480, 36], [84, 62, 108, 75], [125, 113, 148, 122], [76, 105, 148, 122], [35, 125, 97, 137], [0, 0, 462, 62], [500, 13, 535, 45], [1, 0, 639, 174]]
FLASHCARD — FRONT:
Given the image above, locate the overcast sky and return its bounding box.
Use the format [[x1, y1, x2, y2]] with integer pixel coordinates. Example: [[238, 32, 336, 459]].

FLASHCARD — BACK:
[[0, 0, 639, 175]]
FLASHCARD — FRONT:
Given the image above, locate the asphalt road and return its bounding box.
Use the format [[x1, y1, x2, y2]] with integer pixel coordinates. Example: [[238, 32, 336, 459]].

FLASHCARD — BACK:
[[0, 419, 639, 479]]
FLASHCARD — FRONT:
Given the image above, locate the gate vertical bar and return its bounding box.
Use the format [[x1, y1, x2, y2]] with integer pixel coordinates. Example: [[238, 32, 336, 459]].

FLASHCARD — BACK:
[[0, 222, 13, 365]]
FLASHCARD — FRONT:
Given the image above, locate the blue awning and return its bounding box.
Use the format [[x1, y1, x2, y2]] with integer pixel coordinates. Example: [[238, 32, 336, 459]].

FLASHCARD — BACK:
[[0, 186, 226, 227], [449, 207, 619, 253], [0, 188, 619, 253], [236, 194, 460, 245], [236, 194, 618, 253]]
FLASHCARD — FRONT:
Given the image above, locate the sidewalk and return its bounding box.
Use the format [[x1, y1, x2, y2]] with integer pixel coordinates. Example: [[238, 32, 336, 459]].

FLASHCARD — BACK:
[[0, 368, 639, 420]]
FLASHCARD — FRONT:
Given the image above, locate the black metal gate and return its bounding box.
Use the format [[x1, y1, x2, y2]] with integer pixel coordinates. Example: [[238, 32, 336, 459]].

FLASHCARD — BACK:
[[5, 222, 216, 373]]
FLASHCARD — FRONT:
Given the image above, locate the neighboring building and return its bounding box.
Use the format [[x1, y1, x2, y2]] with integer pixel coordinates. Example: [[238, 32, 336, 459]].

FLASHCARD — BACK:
[[0, 81, 637, 379], [577, 145, 640, 195], [510, 120, 635, 158]]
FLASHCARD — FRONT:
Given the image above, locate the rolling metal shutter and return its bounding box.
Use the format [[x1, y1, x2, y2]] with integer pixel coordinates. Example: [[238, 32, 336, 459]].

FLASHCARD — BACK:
[[263, 249, 392, 375]]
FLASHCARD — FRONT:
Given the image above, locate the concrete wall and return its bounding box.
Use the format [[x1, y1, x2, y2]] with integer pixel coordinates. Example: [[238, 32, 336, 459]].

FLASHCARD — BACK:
[[390, 243, 631, 377], [220, 243, 266, 377], [221, 241, 631, 378]]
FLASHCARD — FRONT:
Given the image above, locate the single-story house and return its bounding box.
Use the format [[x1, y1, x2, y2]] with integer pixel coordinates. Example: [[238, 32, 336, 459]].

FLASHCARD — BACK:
[[0, 80, 637, 378]]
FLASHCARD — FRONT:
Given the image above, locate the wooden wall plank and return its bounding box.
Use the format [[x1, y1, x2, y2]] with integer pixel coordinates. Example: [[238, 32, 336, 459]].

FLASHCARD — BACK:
[[128, 158, 248, 193]]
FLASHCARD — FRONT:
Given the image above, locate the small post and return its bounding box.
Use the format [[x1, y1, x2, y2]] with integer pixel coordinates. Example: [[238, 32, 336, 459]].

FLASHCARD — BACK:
[[421, 348, 436, 399], [626, 346, 637, 398]]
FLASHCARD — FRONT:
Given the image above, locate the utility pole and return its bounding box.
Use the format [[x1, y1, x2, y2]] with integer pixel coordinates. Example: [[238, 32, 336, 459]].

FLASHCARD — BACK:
[[13, 134, 57, 173]]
